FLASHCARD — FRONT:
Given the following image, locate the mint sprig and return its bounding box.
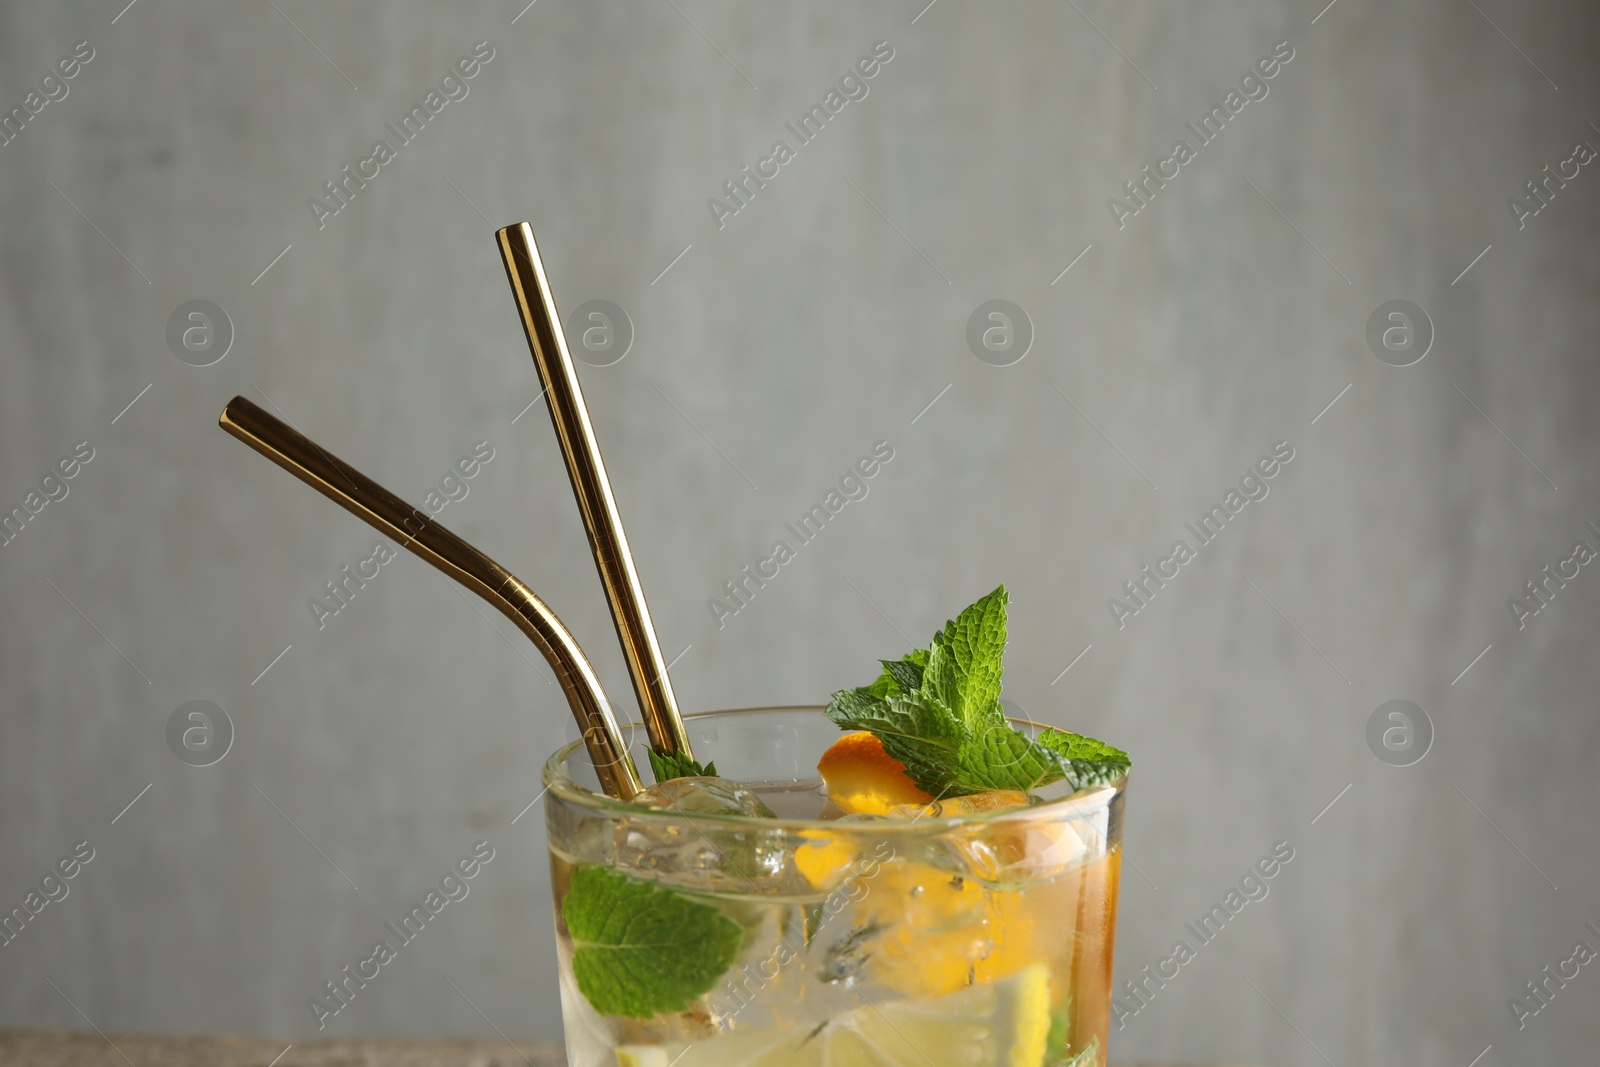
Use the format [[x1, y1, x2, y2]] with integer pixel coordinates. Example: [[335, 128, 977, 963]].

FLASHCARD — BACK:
[[647, 748, 716, 783], [825, 585, 1129, 797], [562, 866, 743, 1018]]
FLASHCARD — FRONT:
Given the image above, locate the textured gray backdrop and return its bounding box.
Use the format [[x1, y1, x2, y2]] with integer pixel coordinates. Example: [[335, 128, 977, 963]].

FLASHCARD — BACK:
[[1, 2, 1597, 1064]]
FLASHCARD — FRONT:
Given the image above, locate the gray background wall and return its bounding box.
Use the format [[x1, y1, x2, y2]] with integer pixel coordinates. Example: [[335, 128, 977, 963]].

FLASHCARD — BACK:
[[1, 2, 1597, 1064]]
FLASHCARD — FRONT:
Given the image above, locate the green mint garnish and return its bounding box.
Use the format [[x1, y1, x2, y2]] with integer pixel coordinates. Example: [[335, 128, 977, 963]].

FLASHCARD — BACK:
[[1045, 1003, 1071, 1064], [922, 585, 1008, 731], [875, 652, 927, 696], [562, 866, 743, 1018], [1036, 729, 1130, 789], [647, 748, 716, 782], [825, 585, 1130, 797]]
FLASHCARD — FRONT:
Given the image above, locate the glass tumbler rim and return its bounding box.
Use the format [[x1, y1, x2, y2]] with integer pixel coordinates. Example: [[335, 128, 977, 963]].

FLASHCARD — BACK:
[[540, 704, 1127, 835]]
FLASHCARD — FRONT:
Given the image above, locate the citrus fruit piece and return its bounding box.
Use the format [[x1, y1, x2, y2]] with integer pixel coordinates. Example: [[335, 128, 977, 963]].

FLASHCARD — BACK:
[[615, 962, 1052, 1067], [853, 859, 1041, 997], [792, 828, 859, 891], [817, 732, 933, 815]]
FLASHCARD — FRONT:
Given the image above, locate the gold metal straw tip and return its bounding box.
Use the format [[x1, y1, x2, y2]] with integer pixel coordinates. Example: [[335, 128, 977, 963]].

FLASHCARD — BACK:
[[496, 221, 696, 767]]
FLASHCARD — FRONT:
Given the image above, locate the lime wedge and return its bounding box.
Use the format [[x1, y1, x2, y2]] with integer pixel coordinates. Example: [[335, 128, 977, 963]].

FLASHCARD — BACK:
[[615, 963, 1052, 1067]]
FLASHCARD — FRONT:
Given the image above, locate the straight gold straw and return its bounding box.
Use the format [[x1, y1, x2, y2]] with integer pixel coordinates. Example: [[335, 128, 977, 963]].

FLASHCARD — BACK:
[[219, 396, 643, 800], [497, 222, 694, 766]]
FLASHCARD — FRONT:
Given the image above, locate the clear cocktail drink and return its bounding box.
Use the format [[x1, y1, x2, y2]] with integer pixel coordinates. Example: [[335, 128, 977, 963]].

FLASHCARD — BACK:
[[544, 707, 1124, 1067]]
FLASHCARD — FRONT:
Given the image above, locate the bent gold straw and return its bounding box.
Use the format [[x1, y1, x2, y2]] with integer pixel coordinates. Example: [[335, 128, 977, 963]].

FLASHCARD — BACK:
[[219, 396, 643, 800], [497, 222, 694, 765]]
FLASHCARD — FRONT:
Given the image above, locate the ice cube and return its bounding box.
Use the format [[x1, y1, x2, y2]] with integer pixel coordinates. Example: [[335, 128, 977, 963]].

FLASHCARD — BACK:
[[629, 776, 778, 819], [947, 814, 1087, 887], [617, 777, 810, 894]]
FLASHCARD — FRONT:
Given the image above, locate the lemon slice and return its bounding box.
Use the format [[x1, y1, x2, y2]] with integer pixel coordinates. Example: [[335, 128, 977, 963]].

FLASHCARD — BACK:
[[614, 1050, 667, 1067], [614, 963, 1051, 1067]]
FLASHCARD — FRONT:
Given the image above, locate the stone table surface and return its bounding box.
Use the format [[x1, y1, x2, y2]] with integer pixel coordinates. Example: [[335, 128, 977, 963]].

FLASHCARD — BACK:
[[0, 1029, 1261, 1067]]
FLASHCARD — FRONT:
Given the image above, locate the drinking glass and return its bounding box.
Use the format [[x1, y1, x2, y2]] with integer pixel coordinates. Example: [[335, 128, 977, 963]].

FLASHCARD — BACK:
[[543, 706, 1125, 1067]]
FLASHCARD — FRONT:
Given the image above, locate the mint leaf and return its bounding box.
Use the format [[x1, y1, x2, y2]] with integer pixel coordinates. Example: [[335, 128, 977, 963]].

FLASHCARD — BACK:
[[1045, 1003, 1071, 1064], [825, 688, 963, 795], [647, 749, 716, 782], [826, 689, 961, 749], [865, 648, 929, 698], [562, 866, 742, 1018], [954, 722, 1070, 793], [865, 673, 897, 700], [1038, 729, 1130, 790], [923, 585, 1008, 730], [879, 657, 925, 694], [823, 584, 1130, 799]]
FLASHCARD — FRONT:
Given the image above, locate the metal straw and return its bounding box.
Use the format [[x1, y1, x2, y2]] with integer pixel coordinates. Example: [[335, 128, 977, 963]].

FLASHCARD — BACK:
[[219, 396, 643, 800], [497, 222, 695, 765]]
